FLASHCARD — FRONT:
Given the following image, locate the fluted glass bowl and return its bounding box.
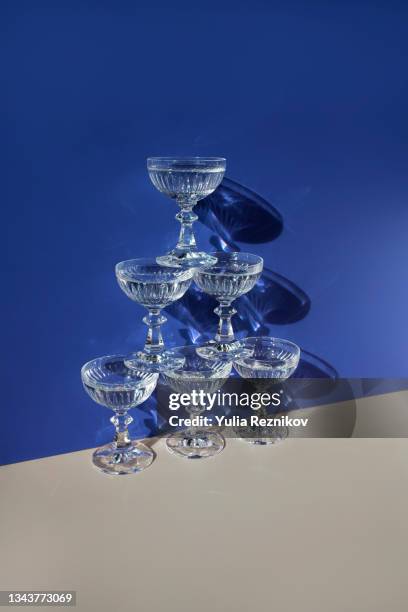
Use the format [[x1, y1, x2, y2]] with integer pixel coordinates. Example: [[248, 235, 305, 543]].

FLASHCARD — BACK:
[[233, 337, 300, 379], [194, 251, 263, 300], [81, 355, 158, 408], [161, 345, 232, 394], [115, 259, 192, 309], [147, 157, 226, 200], [161, 345, 231, 460]]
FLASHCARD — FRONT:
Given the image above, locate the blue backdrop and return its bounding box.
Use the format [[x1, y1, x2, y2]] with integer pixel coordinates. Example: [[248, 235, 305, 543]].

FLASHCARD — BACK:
[[2, 0, 408, 464]]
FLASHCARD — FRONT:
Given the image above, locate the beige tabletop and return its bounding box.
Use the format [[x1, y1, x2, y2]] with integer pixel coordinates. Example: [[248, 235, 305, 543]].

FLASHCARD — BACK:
[[1, 390, 408, 612]]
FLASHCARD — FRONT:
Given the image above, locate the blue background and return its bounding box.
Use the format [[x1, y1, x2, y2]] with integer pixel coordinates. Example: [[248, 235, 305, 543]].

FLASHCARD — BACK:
[[2, 0, 408, 464]]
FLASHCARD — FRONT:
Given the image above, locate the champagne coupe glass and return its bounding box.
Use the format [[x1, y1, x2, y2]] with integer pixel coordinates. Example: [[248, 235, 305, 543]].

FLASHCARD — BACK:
[[116, 258, 193, 373], [161, 345, 232, 459], [194, 252, 263, 361], [147, 157, 226, 269], [233, 336, 300, 444], [81, 355, 158, 475]]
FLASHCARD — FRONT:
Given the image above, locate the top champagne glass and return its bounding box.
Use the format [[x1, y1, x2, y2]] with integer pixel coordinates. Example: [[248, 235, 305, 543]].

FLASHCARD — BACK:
[[147, 156, 226, 269]]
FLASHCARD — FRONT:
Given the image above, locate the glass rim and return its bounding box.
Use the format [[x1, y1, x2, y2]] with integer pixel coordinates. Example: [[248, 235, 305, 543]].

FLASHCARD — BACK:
[[115, 258, 193, 281], [81, 354, 158, 391], [195, 251, 263, 274], [162, 345, 232, 378], [233, 336, 301, 368], [147, 156, 226, 165]]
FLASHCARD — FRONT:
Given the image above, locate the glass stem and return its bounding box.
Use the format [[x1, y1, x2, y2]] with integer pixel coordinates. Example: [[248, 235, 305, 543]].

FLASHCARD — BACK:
[[175, 198, 198, 253], [186, 424, 197, 439], [186, 406, 202, 438], [143, 308, 166, 354], [111, 412, 133, 449], [215, 301, 237, 344], [258, 406, 268, 421]]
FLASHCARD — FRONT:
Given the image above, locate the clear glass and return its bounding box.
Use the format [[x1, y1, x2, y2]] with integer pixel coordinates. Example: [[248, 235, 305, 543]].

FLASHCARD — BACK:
[[116, 258, 193, 372], [233, 336, 300, 445], [194, 251, 263, 360], [147, 157, 226, 269], [81, 355, 158, 474], [161, 345, 232, 459]]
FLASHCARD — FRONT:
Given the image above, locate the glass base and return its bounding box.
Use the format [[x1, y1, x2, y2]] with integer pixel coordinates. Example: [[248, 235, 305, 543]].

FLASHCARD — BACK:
[[157, 250, 217, 270], [238, 426, 289, 446], [196, 340, 254, 362], [92, 441, 155, 475], [125, 350, 185, 373], [166, 429, 225, 459]]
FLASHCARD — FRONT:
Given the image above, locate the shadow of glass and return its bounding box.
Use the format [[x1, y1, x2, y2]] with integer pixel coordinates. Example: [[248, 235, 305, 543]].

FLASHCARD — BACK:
[[291, 349, 338, 399], [166, 178, 310, 336], [237, 266, 310, 326], [196, 177, 283, 247], [295, 350, 338, 379]]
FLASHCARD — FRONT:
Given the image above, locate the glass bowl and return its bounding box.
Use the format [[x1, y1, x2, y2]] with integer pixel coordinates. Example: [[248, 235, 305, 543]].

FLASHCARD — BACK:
[[233, 336, 300, 380], [233, 337, 300, 446], [161, 345, 232, 459]]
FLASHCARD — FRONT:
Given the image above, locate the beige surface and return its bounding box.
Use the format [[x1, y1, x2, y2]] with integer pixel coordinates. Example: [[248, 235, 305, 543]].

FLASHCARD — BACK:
[[1, 394, 408, 612]]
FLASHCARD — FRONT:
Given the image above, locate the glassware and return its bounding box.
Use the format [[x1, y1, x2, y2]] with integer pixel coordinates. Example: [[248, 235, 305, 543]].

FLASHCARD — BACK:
[[233, 336, 300, 444], [116, 258, 193, 372], [81, 355, 158, 474], [194, 251, 263, 360], [161, 345, 232, 459], [147, 157, 226, 269]]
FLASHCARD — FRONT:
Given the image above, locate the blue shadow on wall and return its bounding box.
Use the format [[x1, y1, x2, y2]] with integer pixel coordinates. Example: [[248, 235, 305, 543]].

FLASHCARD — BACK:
[[169, 178, 311, 344], [196, 178, 283, 245]]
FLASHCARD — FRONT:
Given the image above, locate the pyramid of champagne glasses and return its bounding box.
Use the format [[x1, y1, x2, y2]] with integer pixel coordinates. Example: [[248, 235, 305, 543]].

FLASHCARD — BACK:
[[81, 156, 300, 474]]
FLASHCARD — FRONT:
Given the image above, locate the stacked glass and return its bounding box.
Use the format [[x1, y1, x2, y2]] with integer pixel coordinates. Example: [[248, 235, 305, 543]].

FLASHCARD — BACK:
[[147, 157, 226, 269], [81, 156, 300, 474]]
